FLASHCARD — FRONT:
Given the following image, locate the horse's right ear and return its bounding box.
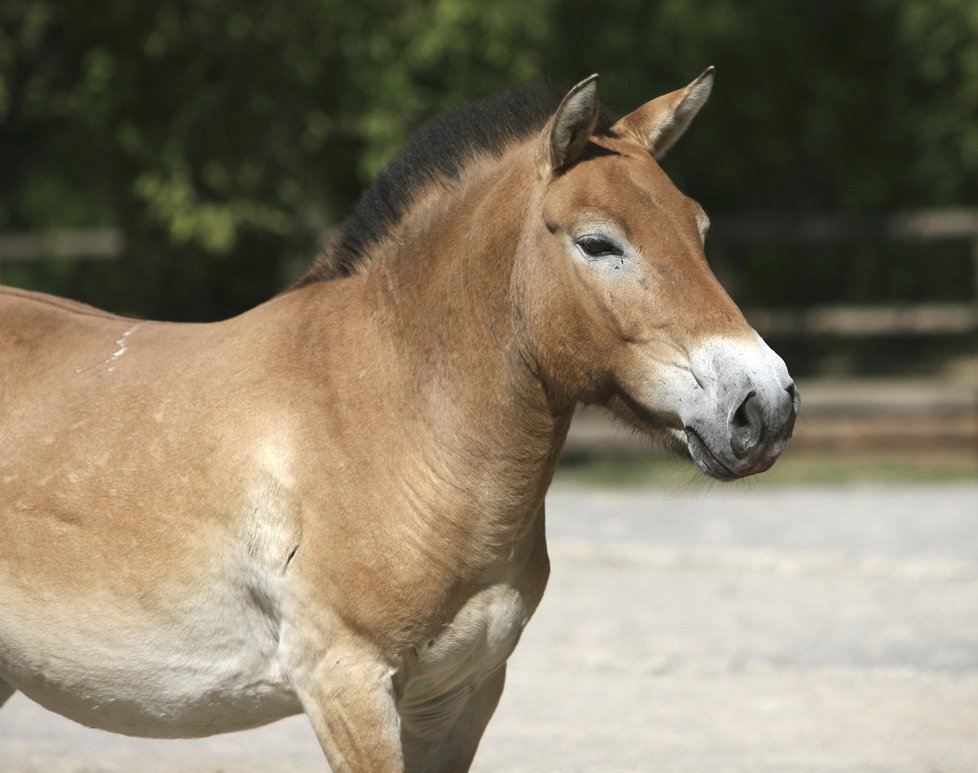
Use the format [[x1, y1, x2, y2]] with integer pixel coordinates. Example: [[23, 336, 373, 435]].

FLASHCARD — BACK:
[[611, 67, 714, 160], [538, 74, 600, 177]]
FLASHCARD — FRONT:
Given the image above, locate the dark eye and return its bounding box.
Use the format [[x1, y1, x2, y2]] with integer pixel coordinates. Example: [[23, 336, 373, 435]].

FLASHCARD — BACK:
[[576, 235, 623, 258]]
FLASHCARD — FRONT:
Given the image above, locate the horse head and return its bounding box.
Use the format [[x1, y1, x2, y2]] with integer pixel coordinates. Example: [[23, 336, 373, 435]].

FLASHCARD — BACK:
[[519, 70, 798, 480]]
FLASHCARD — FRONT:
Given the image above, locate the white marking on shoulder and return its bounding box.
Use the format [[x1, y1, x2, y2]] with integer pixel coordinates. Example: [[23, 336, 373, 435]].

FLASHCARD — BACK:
[[105, 323, 141, 371]]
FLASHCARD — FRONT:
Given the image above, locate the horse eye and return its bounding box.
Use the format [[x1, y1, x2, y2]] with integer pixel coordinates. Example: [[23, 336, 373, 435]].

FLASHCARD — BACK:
[[576, 235, 623, 259]]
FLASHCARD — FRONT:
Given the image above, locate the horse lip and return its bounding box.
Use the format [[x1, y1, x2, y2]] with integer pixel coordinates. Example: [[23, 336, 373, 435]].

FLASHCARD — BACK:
[[684, 426, 740, 481], [686, 425, 788, 481]]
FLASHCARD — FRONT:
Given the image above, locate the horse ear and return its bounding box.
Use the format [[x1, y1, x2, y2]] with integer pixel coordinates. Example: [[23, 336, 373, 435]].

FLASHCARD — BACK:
[[539, 74, 600, 176], [612, 67, 714, 160]]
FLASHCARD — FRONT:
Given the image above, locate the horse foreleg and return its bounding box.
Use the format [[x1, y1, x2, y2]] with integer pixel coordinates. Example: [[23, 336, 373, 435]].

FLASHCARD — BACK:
[[289, 647, 404, 773], [401, 664, 507, 773], [0, 678, 15, 709]]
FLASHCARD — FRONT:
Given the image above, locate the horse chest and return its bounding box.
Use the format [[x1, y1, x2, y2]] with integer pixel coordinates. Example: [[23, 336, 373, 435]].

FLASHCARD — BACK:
[[397, 583, 528, 736]]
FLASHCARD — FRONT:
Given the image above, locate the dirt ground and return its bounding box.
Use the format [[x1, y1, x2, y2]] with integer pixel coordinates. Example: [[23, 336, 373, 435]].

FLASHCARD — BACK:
[[2, 482, 976, 772]]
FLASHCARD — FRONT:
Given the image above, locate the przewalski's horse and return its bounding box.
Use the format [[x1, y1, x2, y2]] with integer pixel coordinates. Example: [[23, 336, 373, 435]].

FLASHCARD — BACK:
[[0, 70, 797, 771]]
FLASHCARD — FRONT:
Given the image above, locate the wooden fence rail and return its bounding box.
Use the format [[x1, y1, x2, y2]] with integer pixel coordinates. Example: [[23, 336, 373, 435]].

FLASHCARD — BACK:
[[710, 207, 978, 336], [711, 207, 978, 244], [0, 228, 122, 262], [2, 208, 976, 335]]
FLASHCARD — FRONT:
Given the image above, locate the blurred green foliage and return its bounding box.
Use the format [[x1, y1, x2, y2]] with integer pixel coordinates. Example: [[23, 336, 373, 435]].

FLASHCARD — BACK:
[[1, 0, 976, 321]]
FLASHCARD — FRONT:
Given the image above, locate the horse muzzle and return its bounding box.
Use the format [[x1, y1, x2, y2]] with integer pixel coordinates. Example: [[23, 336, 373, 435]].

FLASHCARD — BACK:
[[681, 336, 800, 481]]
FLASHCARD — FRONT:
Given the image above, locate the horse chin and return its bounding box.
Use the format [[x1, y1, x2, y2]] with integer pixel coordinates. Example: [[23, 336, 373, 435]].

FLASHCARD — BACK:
[[603, 388, 789, 483], [683, 426, 745, 481], [610, 407, 757, 483], [683, 426, 785, 482]]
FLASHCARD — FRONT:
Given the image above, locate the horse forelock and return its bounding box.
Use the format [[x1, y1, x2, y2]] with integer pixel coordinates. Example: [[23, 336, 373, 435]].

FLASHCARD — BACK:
[[296, 84, 619, 286]]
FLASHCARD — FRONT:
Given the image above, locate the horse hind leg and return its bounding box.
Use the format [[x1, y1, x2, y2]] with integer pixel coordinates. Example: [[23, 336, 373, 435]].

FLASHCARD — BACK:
[[0, 678, 15, 709]]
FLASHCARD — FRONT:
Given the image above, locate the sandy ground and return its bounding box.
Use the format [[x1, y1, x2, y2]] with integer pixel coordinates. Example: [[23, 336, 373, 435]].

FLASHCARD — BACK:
[[1, 482, 976, 772]]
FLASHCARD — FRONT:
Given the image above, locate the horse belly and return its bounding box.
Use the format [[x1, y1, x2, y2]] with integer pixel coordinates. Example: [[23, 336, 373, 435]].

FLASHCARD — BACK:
[[0, 568, 301, 737]]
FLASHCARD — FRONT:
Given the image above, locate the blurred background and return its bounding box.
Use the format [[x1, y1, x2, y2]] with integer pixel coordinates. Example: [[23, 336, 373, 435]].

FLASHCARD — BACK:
[[0, 0, 975, 474], [1, 4, 977, 770]]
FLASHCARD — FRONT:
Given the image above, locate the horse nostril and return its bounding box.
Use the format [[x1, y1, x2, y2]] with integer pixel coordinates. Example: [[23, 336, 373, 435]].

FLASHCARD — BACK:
[[781, 382, 800, 440], [786, 381, 801, 416], [730, 390, 763, 459], [732, 390, 756, 430]]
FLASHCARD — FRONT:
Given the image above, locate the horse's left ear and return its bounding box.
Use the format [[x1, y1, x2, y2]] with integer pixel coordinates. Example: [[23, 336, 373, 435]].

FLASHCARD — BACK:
[[539, 74, 600, 177], [612, 66, 714, 159]]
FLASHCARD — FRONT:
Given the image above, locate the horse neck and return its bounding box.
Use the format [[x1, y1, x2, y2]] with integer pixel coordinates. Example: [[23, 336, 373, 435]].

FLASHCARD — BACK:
[[362, 143, 570, 525]]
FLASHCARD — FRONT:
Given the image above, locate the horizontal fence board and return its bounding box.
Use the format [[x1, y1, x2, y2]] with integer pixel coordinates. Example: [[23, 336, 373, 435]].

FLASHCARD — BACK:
[[0, 229, 123, 261], [710, 208, 978, 243], [566, 379, 978, 458], [745, 303, 978, 336], [2, 211, 976, 337]]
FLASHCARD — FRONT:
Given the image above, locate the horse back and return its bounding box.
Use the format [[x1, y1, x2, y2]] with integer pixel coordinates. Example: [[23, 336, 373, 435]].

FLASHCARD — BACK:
[[0, 285, 129, 384]]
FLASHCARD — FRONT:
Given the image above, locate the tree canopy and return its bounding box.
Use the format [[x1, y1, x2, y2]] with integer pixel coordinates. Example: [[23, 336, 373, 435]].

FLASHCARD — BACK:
[[1, 0, 975, 320]]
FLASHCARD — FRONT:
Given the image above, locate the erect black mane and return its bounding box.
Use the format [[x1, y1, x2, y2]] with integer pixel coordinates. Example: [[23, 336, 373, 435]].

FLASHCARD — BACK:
[[297, 82, 618, 284]]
